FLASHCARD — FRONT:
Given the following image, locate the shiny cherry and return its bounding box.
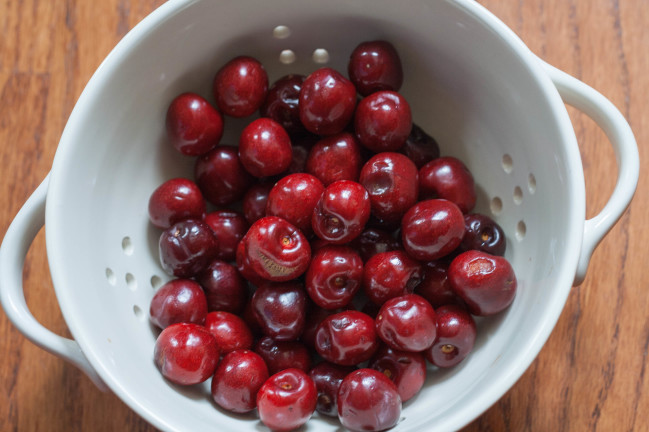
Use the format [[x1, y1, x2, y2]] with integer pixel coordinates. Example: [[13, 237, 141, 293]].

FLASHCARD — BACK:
[[425, 304, 477, 368], [213, 56, 268, 117], [312, 180, 371, 244], [301, 305, 351, 349], [369, 345, 427, 402], [242, 181, 273, 225], [362, 250, 422, 306], [355, 90, 412, 153], [158, 219, 218, 278], [305, 245, 363, 309], [266, 173, 324, 234], [204, 210, 248, 261], [401, 199, 465, 261], [196, 260, 247, 314], [204, 311, 253, 354], [165, 92, 223, 156], [251, 281, 307, 341], [309, 362, 356, 417], [260, 74, 306, 136], [314, 310, 378, 366], [148, 178, 206, 230], [461, 213, 507, 256], [375, 294, 437, 352], [194, 145, 253, 206], [239, 117, 292, 177], [153, 323, 219, 385], [305, 132, 362, 186], [257, 369, 317, 432], [400, 124, 440, 168], [149, 279, 208, 329], [348, 40, 403, 96], [415, 260, 464, 308], [299, 67, 356, 136], [254, 336, 311, 375], [211, 349, 269, 413], [419, 156, 477, 213]]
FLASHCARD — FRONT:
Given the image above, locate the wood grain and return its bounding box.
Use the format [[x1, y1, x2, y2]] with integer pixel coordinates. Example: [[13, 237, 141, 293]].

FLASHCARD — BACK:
[[0, 1, 647, 431]]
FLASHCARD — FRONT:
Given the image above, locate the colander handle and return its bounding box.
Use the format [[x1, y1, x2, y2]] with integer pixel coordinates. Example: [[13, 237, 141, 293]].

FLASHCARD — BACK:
[[0, 175, 108, 391], [542, 62, 639, 286]]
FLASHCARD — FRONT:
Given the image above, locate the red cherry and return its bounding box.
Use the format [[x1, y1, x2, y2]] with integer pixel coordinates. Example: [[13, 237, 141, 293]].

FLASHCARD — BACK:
[[154, 323, 219, 385], [400, 124, 440, 168], [149, 279, 207, 329], [355, 91, 412, 153], [348, 40, 403, 96], [148, 178, 206, 230], [242, 182, 273, 225], [312, 180, 371, 244], [211, 349, 269, 413], [239, 118, 292, 177], [204, 210, 249, 262], [314, 310, 378, 366], [305, 245, 363, 310], [195, 145, 253, 206], [348, 227, 400, 262], [425, 304, 477, 368], [308, 362, 356, 417], [414, 260, 465, 308], [260, 74, 306, 136], [165, 92, 223, 156], [213, 56, 268, 117], [362, 250, 422, 306], [419, 156, 477, 213], [254, 336, 312, 375], [204, 311, 253, 354], [266, 173, 324, 235], [305, 132, 362, 186], [251, 281, 307, 341], [158, 219, 218, 278], [257, 369, 317, 432], [375, 294, 437, 352], [369, 345, 427, 402], [196, 260, 247, 314]]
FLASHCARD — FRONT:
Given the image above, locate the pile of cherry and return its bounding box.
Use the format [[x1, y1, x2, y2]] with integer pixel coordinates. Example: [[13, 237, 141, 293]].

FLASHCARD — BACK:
[[148, 40, 517, 432]]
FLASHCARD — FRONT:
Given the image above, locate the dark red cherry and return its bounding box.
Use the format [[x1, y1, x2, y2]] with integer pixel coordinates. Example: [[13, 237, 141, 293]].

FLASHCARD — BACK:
[[362, 250, 422, 306], [204, 210, 248, 262], [242, 182, 273, 225], [355, 91, 412, 153], [359, 152, 419, 224], [154, 323, 219, 385], [299, 67, 357, 136], [448, 250, 517, 316], [260, 74, 306, 136], [204, 311, 253, 354], [401, 199, 465, 261], [257, 369, 317, 432], [314, 310, 378, 366], [461, 213, 507, 256], [305, 132, 362, 186], [375, 294, 437, 352], [425, 304, 477, 368], [196, 260, 247, 314], [400, 124, 440, 168], [148, 178, 206, 230], [348, 40, 403, 96], [158, 219, 218, 278], [419, 156, 477, 213], [312, 180, 371, 244], [348, 227, 400, 262], [337, 368, 402, 432], [195, 145, 253, 206], [213, 56, 268, 118], [369, 345, 426, 402], [238, 216, 311, 282], [254, 336, 311, 375], [305, 245, 363, 309], [266, 173, 324, 235], [165, 92, 223, 156], [149, 279, 208, 329], [301, 305, 351, 349], [309, 362, 356, 417], [415, 260, 465, 308], [251, 281, 307, 341], [239, 118, 292, 177], [211, 349, 269, 413]]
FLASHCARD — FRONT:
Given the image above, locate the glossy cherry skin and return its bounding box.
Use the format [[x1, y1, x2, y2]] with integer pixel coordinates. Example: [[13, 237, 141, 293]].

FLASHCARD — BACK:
[[348, 40, 403, 96], [362, 250, 423, 306], [461, 213, 507, 256], [148, 178, 206, 230], [149, 279, 208, 329], [195, 145, 253, 206], [154, 323, 219, 385], [312, 180, 371, 244], [449, 250, 517, 316], [301, 305, 351, 349], [355, 91, 412, 153], [242, 182, 273, 225], [238, 216, 311, 282], [235, 240, 267, 286], [165, 92, 224, 156], [256, 368, 317, 432], [401, 199, 465, 261], [251, 281, 307, 341], [266, 173, 324, 234], [419, 156, 477, 213], [204, 210, 248, 262], [348, 227, 400, 262], [299, 67, 357, 136], [306, 132, 362, 186], [204, 311, 253, 354], [315, 310, 379, 366], [254, 336, 311, 375], [375, 294, 437, 352], [213, 56, 268, 118], [305, 245, 363, 309], [400, 124, 440, 168], [425, 304, 477, 368], [239, 118, 292, 177], [211, 349, 269, 413], [359, 152, 419, 224], [260, 74, 306, 136], [309, 362, 356, 417], [158, 219, 218, 278], [415, 260, 465, 308], [337, 368, 402, 432], [369, 345, 427, 402], [196, 260, 247, 314]]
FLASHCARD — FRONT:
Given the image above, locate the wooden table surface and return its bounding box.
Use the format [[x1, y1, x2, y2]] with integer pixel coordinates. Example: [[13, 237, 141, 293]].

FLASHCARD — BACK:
[[1, 1, 647, 431]]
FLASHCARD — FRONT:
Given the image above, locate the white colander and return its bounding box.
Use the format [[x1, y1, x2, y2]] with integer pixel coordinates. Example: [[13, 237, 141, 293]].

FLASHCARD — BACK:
[[0, 0, 639, 431]]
